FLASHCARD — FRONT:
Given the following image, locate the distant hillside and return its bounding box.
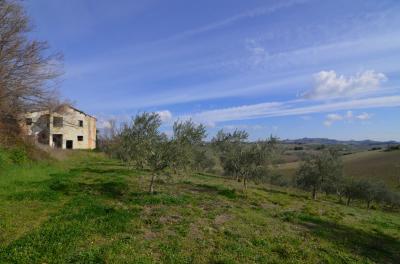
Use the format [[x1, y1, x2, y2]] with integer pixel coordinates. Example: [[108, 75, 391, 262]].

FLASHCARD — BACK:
[[275, 149, 400, 190], [282, 138, 399, 147]]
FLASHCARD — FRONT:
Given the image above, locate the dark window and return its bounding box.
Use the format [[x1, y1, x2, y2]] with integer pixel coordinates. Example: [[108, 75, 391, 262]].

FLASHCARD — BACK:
[[77, 136, 83, 141], [25, 118, 33, 125], [66, 140, 73, 149], [53, 117, 63, 127], [79, 120, 83, 127]]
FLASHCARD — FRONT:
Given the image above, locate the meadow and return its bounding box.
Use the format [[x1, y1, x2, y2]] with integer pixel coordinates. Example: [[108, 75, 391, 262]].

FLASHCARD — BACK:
[[0, 151, 399, 263]]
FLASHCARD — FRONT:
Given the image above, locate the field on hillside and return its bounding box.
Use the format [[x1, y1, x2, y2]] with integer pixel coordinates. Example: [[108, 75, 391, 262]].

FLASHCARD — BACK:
[[1, 152, 400, 263], [275, 150, 400, 190]]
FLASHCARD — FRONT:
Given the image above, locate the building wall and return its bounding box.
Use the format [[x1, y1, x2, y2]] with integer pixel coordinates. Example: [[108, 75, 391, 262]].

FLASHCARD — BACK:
[[23, 110, 51, 144], [23, 110, 49, 135], [50, 108, 96, 149], [24, 106, 96, 150]]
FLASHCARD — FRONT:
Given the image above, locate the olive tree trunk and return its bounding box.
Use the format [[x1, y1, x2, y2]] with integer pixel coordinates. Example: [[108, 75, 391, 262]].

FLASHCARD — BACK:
[[149, 174, 157, 194], [346, 196, 351, 206], [312, 185, 317, 200]]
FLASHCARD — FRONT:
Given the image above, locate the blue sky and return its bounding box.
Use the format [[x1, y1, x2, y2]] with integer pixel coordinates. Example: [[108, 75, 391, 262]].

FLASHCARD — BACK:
[[25, 0, 400, 141]]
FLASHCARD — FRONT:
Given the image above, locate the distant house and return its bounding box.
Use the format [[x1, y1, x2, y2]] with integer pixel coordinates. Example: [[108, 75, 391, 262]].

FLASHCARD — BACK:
[[23, 105, 96, 150]]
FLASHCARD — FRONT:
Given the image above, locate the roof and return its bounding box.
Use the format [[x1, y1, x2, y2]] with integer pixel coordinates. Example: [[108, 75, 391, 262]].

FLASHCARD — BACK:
[[65, 105, 97, 120], [27, 104, 97, 120]]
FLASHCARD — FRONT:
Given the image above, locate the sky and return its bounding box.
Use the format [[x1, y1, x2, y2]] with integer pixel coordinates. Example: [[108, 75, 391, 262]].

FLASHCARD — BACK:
[[24, 0, 400, 141]]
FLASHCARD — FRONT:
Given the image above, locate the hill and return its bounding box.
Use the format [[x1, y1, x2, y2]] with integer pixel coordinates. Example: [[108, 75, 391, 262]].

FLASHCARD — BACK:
[[281, 138, 399, 147], [0, 151, 399, 263], [275, 149, 400, 190]]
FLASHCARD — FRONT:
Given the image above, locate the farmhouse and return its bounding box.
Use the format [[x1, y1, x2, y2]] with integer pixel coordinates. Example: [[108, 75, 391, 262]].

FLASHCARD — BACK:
[[23, 105, 96, 150]]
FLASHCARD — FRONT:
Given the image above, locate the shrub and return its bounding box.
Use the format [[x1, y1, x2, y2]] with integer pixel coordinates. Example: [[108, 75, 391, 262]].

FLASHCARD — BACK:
[[9, 147, 28, 164], [0, 147, 11, 168], [385, 145, 400, 152]]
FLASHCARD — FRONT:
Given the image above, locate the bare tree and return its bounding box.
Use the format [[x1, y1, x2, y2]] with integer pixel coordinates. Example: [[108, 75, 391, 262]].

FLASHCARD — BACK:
[[0, 0, 62, 140]]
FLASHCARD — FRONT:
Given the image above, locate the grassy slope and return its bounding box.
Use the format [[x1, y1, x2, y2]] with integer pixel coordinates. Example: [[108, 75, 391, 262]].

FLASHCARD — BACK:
[[0, 152, 399, 263], [275, 150, 400, 189]]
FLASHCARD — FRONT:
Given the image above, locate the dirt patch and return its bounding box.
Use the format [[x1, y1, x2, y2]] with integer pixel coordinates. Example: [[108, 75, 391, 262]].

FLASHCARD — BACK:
[[260, 202, 278, 210], [187, 184, 219, 194], [188, 223, 203, 240], [143, 229, 158, 240], [159, 214, 181, 224], [214, 214, 233, 226]]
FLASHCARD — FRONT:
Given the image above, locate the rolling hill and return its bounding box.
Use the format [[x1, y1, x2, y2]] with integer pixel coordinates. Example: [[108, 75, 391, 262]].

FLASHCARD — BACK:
[[275, 149, 400, 190]]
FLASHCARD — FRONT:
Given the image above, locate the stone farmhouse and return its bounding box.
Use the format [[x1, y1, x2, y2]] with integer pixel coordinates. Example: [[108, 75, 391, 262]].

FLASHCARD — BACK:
[[23, 105, 96, 150]]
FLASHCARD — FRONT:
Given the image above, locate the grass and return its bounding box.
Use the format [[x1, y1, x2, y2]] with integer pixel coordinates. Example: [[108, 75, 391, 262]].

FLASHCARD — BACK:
[[275, 149, 400, 190], [0, 151, 399, 263]]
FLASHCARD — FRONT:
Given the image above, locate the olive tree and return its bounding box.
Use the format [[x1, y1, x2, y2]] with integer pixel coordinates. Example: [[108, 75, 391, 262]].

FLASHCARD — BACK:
[[296, 149, 343, 200], [118, 112, 173, 193], [212, 130, 279, 189], [343, 179, 365, 206], [117, 114, 208, 194], [212, 129, 249, 181], [345, 180, 392, 209], [192, 145, 217, 173], [119, 113, 162, 169], [237, 137, 279, 189], [170, 120, 207, 174], [147, 134, 173, 194]]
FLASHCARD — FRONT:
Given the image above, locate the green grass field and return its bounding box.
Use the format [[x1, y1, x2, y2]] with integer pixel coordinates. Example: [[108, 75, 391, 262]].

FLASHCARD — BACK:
[[275, 149, 400, 190], [1, 152, 400, 263]]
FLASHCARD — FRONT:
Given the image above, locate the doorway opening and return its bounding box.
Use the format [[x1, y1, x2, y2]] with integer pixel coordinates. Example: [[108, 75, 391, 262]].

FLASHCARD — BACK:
[[52, 134, 63, 148], [66, 140, 73, 149]]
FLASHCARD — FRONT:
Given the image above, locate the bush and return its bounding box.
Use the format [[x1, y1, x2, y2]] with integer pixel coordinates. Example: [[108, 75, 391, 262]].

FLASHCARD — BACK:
[[369, 147, 381, 151], [9, 147, 28, 164], [270, 173, 290, 187], [0, 148, 11, 168], [385, 145, 400, 152]]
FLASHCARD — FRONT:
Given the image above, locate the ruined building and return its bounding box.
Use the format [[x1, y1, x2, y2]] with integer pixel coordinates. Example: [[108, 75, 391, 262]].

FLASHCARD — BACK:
[[23, 105, 96, 149]]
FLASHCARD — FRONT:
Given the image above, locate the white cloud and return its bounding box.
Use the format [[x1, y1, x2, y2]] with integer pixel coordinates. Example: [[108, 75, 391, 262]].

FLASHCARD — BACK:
[[223, 124, 265, 131], [156, 110, 173, 122], [324, 113, 343, 126], [183, 102, 283, 124], [79, 32, 400, 111], [345, 110, 353, 119], [162, 0, 307, 42], [356, 112, 372, 120], [97, 119, 113, 129], [323, 110, 373, 126], [163, 130, 174, 137], [326, 113, 343, 120], [246, 39, 268, 68], [183, 95, 400, 125], [304, 70, 387, 99]]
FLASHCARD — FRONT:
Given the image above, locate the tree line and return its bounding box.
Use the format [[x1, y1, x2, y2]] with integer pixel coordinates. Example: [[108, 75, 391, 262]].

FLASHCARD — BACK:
[[100, 112, 400, 210], [100, 112, 279, 193]]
